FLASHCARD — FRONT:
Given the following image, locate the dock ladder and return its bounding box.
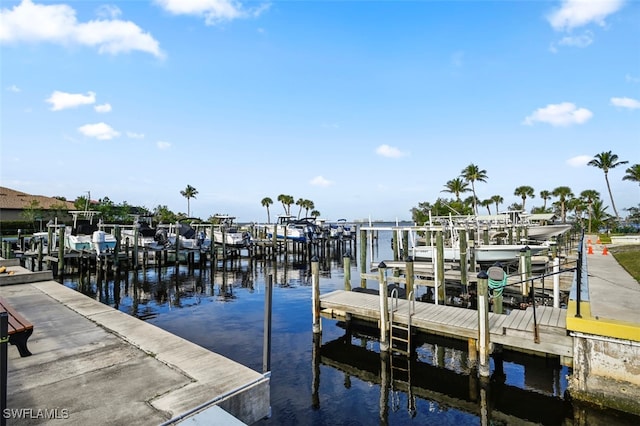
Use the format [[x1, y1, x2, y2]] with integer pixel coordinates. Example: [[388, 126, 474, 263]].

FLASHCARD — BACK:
[[389, 289, 416, 415]]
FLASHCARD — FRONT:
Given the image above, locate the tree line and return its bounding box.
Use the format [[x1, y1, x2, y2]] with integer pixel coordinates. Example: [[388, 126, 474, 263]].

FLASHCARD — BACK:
[[411, 151, 639, 233], [18, 151, 639, 233]]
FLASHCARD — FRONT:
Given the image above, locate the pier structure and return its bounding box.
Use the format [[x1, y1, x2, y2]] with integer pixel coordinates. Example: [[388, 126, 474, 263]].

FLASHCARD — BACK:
[[312, 233, 640, 417], [0, 260, 270, 425], [8, 220, 357, 280]]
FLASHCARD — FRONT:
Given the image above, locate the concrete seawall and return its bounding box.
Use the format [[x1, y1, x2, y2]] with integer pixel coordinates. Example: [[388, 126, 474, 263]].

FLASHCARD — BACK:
[[1, 261, 270, 425]]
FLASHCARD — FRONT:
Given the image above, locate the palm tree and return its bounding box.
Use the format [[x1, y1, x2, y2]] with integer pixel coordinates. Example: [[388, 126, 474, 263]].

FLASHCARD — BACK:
[[277, 194, 294, 215], [539, 190, 551, 212], [303, 200, 315, 217], [180, 185, 198, 217], [514, 186, 535, 213], [261, 197, 273, 223], [296, 198, 305, 218], [461, 163, 488, 215], [580, 190, 600, 233], [311, 210, 321, 218], [623, 164, 640, 186], [491, 195, 504, 214], [552, 186, 574, 223], [588, 151, 629, 220], [480, 199, 492, 215], [441, 178, 470, 201]]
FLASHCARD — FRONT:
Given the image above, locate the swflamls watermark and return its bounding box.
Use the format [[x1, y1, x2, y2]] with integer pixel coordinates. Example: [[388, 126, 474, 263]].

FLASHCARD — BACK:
[[3, 408, 70, 420]]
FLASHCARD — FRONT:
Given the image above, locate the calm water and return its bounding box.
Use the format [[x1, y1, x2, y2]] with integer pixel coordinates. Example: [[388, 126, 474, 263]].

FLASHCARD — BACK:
[[61, 229, 639, 425]]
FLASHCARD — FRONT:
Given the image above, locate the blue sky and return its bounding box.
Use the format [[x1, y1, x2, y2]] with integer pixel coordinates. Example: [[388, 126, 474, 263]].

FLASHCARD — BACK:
[[1, 0, 639, 222]]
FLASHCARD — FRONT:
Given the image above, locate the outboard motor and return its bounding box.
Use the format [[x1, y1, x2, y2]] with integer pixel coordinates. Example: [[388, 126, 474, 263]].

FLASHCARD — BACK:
[[155, 228, 170, 247]]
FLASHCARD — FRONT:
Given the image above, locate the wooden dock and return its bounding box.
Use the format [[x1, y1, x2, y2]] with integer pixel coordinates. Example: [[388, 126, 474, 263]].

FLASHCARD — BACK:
[[319, 290, 573, 362]]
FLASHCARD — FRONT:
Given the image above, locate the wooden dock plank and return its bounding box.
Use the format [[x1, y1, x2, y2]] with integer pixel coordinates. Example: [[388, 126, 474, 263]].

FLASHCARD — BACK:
[[320, 290, 573, 357], [319, 290, 572, 358]]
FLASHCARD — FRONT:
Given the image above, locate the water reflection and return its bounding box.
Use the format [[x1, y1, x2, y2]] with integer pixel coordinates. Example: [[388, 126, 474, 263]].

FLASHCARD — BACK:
[[313, 324, 572, 425], [59, 230, 640, 425]]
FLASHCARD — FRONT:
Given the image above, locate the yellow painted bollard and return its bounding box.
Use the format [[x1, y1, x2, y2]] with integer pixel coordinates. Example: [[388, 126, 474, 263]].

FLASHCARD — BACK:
[[476, 270, 490, 378], [378, 261, 390, 352]]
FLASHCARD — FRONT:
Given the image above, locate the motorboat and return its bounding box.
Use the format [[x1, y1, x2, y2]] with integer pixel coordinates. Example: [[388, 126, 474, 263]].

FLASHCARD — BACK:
[[267, 215, 318, 242], [410, 242, 550, 264], [210, 215, 251, 248], [64, 211, 117, 255], [160, 221, 208, 250], [121, 216, 168, 250]]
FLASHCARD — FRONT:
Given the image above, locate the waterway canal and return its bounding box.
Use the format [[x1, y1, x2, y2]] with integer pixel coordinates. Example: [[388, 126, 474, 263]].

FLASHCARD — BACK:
[[61, 228, 639, 425]]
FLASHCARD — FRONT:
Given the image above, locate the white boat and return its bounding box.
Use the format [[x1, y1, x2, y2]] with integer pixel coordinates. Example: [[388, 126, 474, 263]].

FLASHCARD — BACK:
[[526, 224, 572, 241], [410, 240, 550, 264], [64, 211, 117, 255], [211, 215, 251, 248], [161, 221, 208, 250], [328, 218, 354, 239], [267, 216, 317, 242], [121, 217, 168, 250]]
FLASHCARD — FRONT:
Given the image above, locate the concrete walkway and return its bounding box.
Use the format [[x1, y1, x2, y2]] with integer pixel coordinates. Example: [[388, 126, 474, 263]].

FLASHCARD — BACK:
[[567, 237, 640, 342], [585, 239, 640, 324], [1, 263, 270, 425]]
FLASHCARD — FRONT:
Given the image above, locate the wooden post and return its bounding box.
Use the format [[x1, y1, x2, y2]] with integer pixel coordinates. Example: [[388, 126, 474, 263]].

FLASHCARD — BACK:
[[359, 228, 367, 288], [476, 270, 490, 378], [174, 222, 181, 265], [47, 225, 53, 256], [378, 261, 389, 352], [519, 247, 527, 296], [312, 257, 321, 334], [405, 258, 414, 300], [57, 225, 65, 277], [553, 257, 560, 308], [436, 231, 445, 304], [343, 254, 351, 291], [459, 229, 468, 287], [263, 274, 273, 373], [392, 229, 399, 261], [133, 225, 139, 269], [114, 225, 121, 270], [482, 228, 489, 245], [468, 337, 477, 369]]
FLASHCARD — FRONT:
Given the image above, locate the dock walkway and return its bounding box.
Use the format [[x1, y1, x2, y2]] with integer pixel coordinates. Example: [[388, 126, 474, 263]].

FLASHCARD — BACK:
[[0, 262, 270, 425], [320, 290, 573, 359]]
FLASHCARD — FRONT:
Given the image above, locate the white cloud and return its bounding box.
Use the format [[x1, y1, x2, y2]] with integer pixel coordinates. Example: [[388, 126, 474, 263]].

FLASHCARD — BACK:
[[6, 84, 20, 92], [96, 4, 122, 19], [157, 141, 171, 150], [375, 144, 407, 158], [522, 102, 593, 127], [155, 0, 269, 25], [94, 103, 112, 113], [127, 131, 145, 139], [310, 176, 333, 187], [78, 122, 120, 140], [610, 97, 640, 109], [558, 31, 593, 48], [0, 0, 164, 58], [46, 90, 95, 111], [547, 0, 625, 31], [567, 155, 592, 167]]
